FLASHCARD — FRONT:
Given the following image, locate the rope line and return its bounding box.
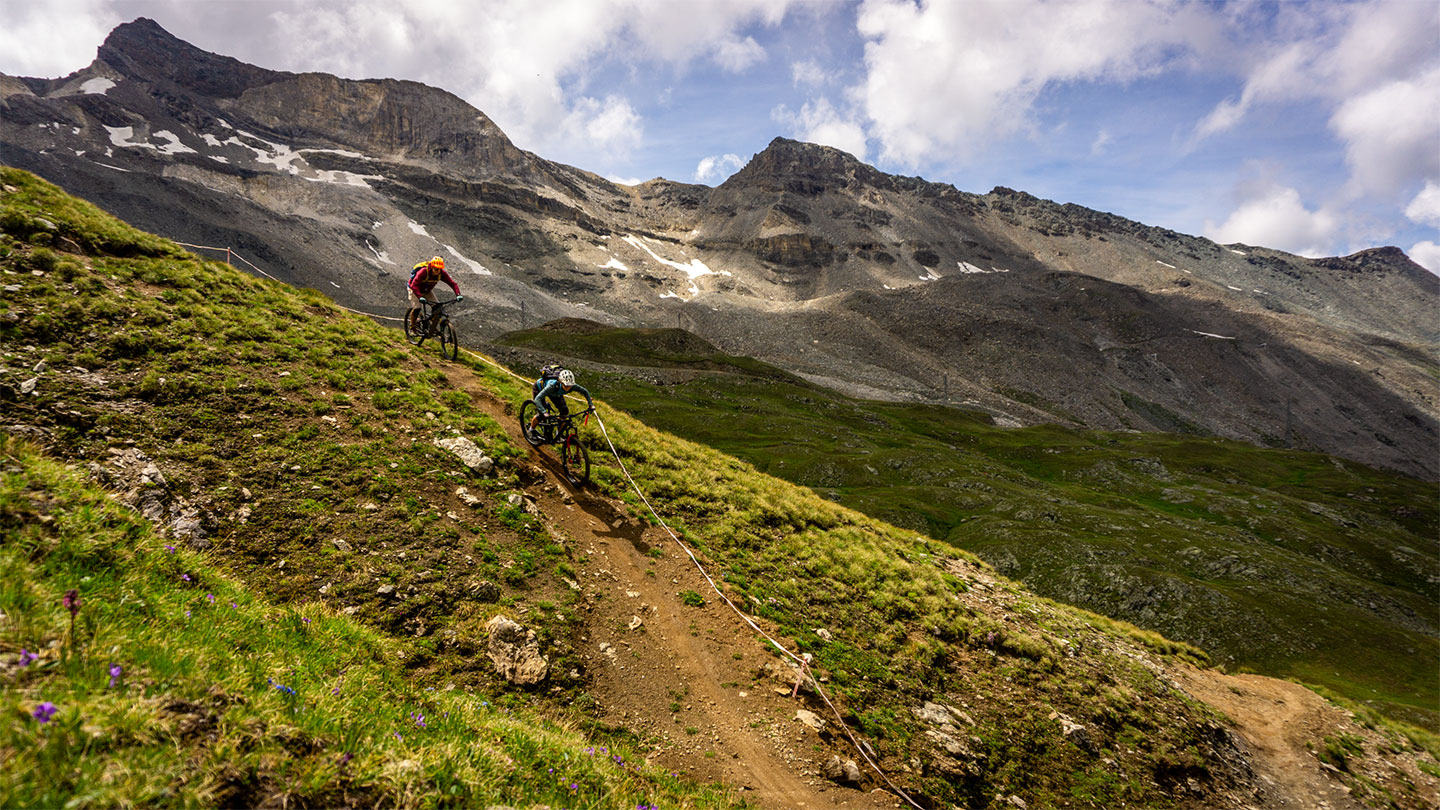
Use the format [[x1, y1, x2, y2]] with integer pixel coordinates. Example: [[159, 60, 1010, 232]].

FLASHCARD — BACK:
[[172, 241, 283, 283], [590, 414, 924, 810]]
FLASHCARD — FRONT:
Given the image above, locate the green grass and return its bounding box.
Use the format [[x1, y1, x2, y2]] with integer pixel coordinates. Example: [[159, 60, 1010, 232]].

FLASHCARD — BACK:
[[0, 437, 732, 809], [495, 322, 1440, 729]]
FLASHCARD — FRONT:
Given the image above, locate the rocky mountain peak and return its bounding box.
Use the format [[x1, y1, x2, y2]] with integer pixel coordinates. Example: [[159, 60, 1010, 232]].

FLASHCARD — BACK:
[[98, 18, 283, 98], [721, 136, 894, 195]]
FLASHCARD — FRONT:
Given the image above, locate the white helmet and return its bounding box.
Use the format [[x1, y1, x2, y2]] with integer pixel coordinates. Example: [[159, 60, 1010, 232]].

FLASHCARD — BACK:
[[559, 369, 576, 386]]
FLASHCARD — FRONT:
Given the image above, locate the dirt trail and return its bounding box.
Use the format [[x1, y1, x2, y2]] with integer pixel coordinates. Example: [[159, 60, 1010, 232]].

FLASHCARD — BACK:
[[1169, 665, 1438, 810], [451, 364, 901, 810]]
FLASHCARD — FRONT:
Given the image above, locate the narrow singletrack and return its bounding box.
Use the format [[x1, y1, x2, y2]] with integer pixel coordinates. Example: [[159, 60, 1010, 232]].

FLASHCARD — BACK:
[[447, 365, 900, 810]]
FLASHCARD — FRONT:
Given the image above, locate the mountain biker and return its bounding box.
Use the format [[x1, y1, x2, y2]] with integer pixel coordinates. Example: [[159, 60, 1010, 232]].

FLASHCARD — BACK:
[[408, 256, 461, 331], [529, 367, 593, 439]]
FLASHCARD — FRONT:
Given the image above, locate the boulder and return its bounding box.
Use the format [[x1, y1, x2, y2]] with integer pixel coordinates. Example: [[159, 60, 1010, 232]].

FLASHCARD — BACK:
[[485, 615, 548, 684], [824, 755, 862, 784], [432, 436, 494, 474]]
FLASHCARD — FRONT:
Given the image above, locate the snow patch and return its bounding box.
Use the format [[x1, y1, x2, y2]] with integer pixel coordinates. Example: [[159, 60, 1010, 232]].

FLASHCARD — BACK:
[[444, 245, 492, 275], [1191, 330, 1236, 340], [299, 148, 365, 159], [329, 281, 340, 288], [599, 257, 629, 271], [659, 291, 684, 300], [92, 161, 130, 173], [208, 155, 229, 164], [622, 234, 726, 280], [1156, 260, 1175, 268], [79, 77, 114, 95], [1229, 249, 1247, 256], [152, 130, 196, 155], [201, 134, 225, 147], [1226, 285, 1242, 291], [955, 261, 990, 274], [408, 221, 430, 237], [364, 241, 393, 266]]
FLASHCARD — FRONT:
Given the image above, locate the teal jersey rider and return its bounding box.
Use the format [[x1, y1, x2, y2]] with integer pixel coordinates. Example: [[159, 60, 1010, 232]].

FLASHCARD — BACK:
[[530, 368, 592, 434]]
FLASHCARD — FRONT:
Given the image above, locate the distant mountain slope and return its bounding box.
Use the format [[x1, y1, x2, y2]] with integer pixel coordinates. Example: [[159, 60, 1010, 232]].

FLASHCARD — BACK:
[[1, 18, 1435, 479]]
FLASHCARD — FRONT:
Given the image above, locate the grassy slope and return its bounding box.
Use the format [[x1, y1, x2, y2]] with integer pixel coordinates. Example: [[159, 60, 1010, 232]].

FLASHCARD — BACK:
[[3, 166, 1436, 809], [494, 324, 1440, 729]]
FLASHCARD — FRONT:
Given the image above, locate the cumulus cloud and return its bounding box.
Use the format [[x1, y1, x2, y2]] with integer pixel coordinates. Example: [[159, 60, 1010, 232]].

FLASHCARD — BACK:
[[773, 97, 867, 161], [695, 153, 745, 183], [852, 0, 1211, 166], [1407, 241, 1440, 273], [1405, 182, 1440, 228], [1205, 184, 1339, 257], [1329, 64, 1440, 200], [0, 0, 120, 77]]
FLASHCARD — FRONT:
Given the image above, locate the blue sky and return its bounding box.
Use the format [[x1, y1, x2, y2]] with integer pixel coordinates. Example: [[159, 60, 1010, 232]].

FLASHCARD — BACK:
[[2, 0, 1437, 270]]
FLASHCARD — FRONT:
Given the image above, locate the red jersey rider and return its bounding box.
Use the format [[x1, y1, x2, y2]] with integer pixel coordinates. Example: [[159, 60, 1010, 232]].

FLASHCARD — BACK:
[[408, 256, 461, 329]]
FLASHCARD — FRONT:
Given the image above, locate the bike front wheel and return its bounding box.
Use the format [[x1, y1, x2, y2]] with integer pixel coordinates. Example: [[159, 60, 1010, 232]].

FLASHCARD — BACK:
[[518, 400, 542, 446], [439, 318, 459, 360], [404, 308, 425, 345], [561, 430, 590, 485]]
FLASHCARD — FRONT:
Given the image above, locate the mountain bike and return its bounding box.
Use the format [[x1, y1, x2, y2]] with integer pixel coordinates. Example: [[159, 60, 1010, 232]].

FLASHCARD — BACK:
[[404, 296, 461, 360], [518, 403, 595, 485]]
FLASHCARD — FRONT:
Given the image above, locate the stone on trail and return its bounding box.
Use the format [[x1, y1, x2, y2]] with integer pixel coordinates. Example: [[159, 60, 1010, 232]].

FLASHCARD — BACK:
[[432, 436, 494, 474], [485, 614, 549, 684]]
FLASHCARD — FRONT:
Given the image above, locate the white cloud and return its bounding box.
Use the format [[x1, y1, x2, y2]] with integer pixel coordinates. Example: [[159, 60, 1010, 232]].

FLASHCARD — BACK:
[[1407, 240, 1440, 273], [1329, 64, 1440, 200], [0, 0, 120, 77], [1405, 182, 1440, 228], [792, 59, 827, 86], [853, 0, 1209, 166], [773, 97, 867, 161], [1205, 184, 1339, 257], [713, 35, 766, 72], [1090, 129, 1112, 156], [695, 153, 745, 183]]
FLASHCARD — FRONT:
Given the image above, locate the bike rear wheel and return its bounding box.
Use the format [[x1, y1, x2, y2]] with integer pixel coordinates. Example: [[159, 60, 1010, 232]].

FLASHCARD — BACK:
[[404, 308, 425, 345], [439, 318, 458, 360], [561, 429, 590, 485], [518, 401, 542, 446]]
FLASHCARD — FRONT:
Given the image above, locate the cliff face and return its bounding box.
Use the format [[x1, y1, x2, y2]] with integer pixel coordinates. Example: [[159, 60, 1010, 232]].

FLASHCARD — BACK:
[[1, 19, 1436, 478]]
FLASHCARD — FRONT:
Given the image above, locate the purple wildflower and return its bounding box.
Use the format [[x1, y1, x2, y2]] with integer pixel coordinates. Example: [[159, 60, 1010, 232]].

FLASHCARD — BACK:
[[230, 602, 238, 609], [32, 702, 57, 724], [207, 593, 215, 603], [18, 649, 37, 667], [63, 589, 80, 616], [339, 752, 353, 770], [108, 664, 122, 688], [164, 544, 176, 553], [180, 573, 191, 582]]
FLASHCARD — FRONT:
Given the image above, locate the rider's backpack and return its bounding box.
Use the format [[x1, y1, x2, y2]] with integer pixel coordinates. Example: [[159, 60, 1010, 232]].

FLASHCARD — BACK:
[[539, 363, 565, 383]]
